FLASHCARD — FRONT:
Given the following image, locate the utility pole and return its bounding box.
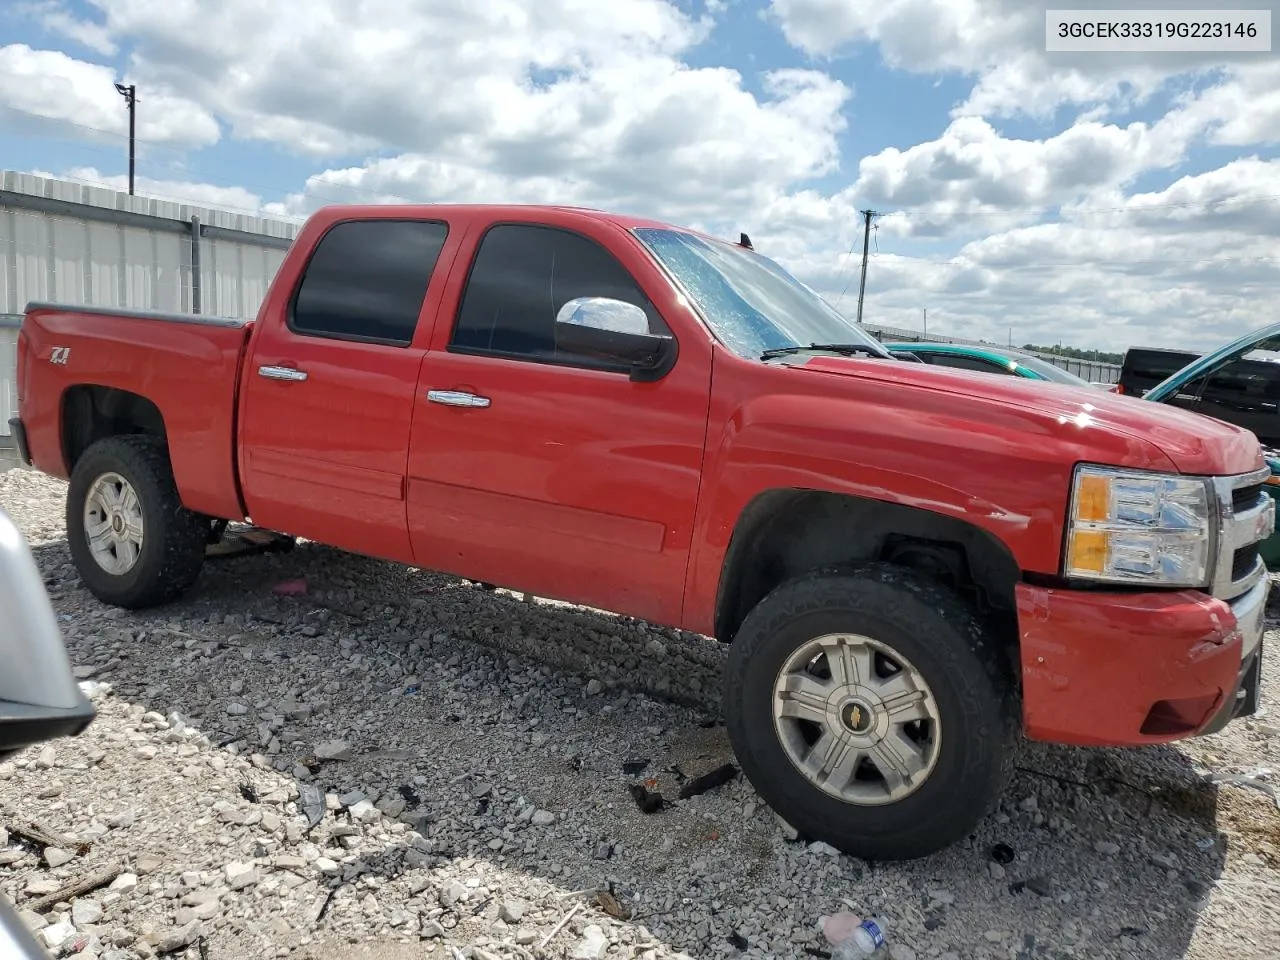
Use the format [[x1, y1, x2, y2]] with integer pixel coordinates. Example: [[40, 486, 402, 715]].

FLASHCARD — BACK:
[[114, 82, 137, 195], [1008, 326, 1012, 347], [855, 208, 876, 325], [923, 308, 927, 339]]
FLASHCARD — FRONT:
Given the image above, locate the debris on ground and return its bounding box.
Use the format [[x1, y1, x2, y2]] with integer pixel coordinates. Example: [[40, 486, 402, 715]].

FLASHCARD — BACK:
[[676, 762, 738, 800], [628, 782, 666, 814]]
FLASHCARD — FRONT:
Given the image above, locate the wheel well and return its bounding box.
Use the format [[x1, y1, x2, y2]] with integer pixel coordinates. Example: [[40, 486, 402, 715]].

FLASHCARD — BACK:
[[714, 490, 1021, 644], [62, 385, 167, 472]]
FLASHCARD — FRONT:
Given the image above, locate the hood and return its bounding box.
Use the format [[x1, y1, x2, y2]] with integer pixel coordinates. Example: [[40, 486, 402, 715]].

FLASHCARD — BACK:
[[795, 355, 1264, 477]]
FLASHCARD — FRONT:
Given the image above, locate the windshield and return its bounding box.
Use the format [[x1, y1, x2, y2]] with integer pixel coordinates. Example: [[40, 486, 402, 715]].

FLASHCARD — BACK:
[[1145, 321, 1280, 402], [1012, 355, 1092, 386], [633, 227, 891, 360]]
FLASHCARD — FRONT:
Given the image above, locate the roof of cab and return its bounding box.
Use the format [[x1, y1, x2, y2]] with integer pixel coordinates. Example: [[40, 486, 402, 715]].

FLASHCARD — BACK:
[[306, 202, 697, 235]]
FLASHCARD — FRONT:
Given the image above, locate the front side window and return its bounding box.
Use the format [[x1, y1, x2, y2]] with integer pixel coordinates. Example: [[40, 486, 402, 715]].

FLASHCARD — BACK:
[[290, 219, 449, 346], [633, 227, 890, 361], [450, 224, 667, 364]]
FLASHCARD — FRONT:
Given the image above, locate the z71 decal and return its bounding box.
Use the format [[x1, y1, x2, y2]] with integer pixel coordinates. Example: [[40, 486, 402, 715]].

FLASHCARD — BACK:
[[49, 346, 70, 365]]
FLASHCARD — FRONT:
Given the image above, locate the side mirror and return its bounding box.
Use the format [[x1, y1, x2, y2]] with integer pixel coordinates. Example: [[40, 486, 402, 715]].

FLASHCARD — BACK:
[[554, 297, 676, 382]]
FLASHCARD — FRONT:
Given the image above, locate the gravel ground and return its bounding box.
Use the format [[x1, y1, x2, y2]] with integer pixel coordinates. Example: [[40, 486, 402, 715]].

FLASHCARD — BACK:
[[2, 467, 1279, 960]]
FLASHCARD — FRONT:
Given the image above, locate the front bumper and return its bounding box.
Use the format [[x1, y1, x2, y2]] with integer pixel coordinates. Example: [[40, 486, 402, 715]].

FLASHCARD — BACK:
[[1016, 575, 1269, 746]]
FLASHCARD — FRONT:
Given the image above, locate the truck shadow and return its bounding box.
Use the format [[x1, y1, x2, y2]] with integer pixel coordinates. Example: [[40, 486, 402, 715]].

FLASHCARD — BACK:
[[26, 536, 1244, 959]]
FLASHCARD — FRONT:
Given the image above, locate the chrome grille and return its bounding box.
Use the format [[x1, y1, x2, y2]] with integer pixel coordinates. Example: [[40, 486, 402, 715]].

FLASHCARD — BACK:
[[1209, 465, 1275, 601]]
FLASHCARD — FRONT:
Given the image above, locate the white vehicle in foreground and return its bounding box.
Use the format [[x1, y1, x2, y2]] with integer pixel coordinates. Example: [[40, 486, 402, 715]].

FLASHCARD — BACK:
[[0, 507, 96, 959]]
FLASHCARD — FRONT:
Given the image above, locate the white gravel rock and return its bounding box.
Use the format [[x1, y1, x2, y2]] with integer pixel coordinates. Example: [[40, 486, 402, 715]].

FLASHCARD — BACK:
[[39, 918, 76, 950], [72, 898, 104, 925], [223, 861, 259, 890], [573, 924, 610, 959], [43, 847, 75, 867], [314, 739, 353, 760]]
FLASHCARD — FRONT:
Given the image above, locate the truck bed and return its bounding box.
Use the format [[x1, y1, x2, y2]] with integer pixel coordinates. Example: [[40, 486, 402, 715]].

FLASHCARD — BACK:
[[16, 303, 252, 520]]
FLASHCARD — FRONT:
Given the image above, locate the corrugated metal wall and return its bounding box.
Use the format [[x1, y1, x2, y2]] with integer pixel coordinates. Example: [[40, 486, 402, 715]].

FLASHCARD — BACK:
[[0, 171, 299, 319], [1, 317, 17, 440], [0, 172, 301, 442]]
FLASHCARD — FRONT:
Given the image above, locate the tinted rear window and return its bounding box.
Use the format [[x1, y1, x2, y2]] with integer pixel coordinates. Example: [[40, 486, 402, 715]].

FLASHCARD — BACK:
[[291, 220, 449, 346]]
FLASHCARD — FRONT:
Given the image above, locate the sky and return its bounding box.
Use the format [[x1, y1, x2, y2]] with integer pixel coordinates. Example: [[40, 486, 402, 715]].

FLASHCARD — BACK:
[[0, 0, 1278, 353]]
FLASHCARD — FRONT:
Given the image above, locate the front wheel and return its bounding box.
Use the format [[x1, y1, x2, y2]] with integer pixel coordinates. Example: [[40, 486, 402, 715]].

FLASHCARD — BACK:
[[66, 436, 208, 609], [723, 564, 1015, 861]]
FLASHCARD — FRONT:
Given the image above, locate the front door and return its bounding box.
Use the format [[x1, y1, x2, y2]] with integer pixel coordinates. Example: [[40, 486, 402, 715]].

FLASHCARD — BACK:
[[239, 218, 457, 563], [406, 220, 711, 626]]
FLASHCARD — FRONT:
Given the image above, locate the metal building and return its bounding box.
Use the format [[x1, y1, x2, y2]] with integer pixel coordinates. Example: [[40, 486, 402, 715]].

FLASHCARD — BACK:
[[0, 171, 301, 452]]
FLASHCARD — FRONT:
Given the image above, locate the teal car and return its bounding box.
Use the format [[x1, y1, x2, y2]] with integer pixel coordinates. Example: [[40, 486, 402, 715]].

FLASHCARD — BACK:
[[882, 342, 1115, 389]]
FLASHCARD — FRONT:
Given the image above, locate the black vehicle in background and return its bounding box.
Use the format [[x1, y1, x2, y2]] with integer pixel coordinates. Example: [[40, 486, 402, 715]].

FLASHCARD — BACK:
[[1119, 344, 1280, 448]]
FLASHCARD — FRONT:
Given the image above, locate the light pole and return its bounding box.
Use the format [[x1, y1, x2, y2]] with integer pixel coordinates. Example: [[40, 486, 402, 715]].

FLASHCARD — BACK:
[[114, 83, 136, 195]]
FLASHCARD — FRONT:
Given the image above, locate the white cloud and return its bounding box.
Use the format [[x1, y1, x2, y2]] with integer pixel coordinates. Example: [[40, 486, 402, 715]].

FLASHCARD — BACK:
[[81, 0, 724, 159], [829, 159, 1280, 353], [847, 109, 1204, 238], [267, 65, 849, 229], [1172, 61, 1280, 147], [0, 44, 220, 148], [19, 0, 119, 55], [767, 0, 1280, 119], [3, 0, 850, 234]]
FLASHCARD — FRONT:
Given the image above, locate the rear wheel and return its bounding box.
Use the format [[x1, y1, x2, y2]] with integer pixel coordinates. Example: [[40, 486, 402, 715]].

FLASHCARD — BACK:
[[66, 436, 207, 609], [724, 563, 1015, 861]]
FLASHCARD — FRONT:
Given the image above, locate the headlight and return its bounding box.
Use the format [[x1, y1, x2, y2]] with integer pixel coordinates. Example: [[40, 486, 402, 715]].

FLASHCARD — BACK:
[[1064, 465, 1213, 587]]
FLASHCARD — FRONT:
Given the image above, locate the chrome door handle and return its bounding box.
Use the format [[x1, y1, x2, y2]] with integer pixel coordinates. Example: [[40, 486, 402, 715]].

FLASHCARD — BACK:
[[427, 389, 490, 408], [258, 365, 308, 382]]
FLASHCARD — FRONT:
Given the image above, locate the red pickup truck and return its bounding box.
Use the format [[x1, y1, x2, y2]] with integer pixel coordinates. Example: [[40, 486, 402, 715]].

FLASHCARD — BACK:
[[8, 204, 1273, 860]]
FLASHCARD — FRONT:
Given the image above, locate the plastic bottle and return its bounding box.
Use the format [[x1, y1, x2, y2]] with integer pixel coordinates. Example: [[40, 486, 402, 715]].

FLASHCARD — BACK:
[[821, 912, 890, 958]]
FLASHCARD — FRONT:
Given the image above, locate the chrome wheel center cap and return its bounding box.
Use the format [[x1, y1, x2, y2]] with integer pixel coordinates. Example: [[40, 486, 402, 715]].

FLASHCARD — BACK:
[[840, 698, 876, 735]]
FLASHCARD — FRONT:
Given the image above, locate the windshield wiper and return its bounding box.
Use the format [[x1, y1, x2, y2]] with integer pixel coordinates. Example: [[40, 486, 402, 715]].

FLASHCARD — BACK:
[[760, 342, 887, 361]]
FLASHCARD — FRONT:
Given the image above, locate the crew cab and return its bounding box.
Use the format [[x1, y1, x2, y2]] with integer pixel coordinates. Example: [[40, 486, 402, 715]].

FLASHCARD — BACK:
[[7, 204, 1274, 861]]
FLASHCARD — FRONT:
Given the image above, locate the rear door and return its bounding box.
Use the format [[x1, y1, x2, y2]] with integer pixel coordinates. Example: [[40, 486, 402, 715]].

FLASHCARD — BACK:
[[239, 217, 460, 563], [404, 219, 712, 626]]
